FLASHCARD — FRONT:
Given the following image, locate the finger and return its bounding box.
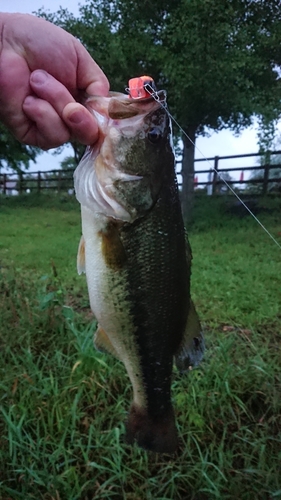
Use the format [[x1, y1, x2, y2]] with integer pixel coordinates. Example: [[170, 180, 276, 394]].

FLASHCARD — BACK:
[[30, 70, 76, 115], [62, 102, 99, 145], [30, 70, 100, 144], [74, 40, 110, 97], [22, 95, 70, 149]]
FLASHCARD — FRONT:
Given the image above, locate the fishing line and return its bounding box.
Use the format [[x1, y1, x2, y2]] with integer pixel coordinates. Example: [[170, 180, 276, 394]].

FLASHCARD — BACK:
[[144, 84, 281, 251]]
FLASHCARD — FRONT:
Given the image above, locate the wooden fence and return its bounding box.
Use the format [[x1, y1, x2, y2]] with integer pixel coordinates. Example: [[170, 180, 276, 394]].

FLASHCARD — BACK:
[[0, 151, 281, 196], [188, 150, 281, 195], [0, 168, 75, 195]]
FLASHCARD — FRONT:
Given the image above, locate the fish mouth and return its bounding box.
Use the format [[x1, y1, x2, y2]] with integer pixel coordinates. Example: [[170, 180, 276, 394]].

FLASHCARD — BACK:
[[84, 90, 167, 124], [108, 89, 166, 102], [108, 90, 167, 119]]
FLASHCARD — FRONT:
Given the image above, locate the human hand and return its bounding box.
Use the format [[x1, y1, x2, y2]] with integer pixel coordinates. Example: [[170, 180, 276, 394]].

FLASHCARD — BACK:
[[0, 13, 109, 149]]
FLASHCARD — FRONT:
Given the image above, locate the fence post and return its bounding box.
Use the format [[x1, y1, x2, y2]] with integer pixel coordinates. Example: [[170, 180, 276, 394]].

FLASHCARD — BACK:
[[37, 171, 41, 193], [3, 174, 7, 195], [262, 164, 269, 195], [18, 172, 23, 194], [207, 169, 212, 195], [58, 171, 62, 192], [212, 156, 219, 195]]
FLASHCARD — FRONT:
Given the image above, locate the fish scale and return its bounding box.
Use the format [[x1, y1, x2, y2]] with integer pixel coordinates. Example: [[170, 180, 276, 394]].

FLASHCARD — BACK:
[[120, 174, 189, 406]]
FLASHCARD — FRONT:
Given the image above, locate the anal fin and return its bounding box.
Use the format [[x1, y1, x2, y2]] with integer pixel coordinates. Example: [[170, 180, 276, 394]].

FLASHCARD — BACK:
[[94, 325, 120, 360], [175, 299, 205, 372]]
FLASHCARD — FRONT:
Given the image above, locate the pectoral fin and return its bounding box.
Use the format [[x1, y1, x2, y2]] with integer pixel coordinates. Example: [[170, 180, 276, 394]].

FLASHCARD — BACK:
[[77, 235, 86, 275], [175, 300, 205, 372], [94, 325, 120, 360]]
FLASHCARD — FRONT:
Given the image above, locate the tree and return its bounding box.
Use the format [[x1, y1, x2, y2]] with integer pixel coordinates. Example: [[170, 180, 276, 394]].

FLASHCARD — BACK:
[[248, 141, 281, 194], [39, 0, 281, 222], [160, 0, 281, 220], [0, 123, 40, 174]]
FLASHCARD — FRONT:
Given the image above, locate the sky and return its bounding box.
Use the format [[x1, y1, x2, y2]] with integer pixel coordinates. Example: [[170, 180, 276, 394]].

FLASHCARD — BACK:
[[1, 0, 277, 180]]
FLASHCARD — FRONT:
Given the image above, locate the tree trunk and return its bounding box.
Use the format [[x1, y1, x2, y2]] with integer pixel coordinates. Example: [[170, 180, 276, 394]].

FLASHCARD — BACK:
[[181, 127, 196, 226], [71, 141, 86, 165]]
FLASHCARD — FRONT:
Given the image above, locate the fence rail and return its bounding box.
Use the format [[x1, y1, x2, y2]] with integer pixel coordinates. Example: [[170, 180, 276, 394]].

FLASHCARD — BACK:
[[179, 150, 281, 195], [0, 169, 75, 196], [1, 150, 281, 196]]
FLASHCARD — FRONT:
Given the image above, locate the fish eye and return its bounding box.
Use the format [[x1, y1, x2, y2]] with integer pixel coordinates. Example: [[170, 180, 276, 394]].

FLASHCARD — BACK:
[[147, 127, 162, 144]]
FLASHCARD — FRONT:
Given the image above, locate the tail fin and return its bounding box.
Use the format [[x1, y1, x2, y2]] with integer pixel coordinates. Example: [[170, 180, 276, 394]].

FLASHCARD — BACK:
[[125, 404, 178, 454]]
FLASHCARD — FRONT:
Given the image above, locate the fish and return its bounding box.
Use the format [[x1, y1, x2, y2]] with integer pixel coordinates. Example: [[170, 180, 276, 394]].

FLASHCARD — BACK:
[[74, 83, 204, 454]]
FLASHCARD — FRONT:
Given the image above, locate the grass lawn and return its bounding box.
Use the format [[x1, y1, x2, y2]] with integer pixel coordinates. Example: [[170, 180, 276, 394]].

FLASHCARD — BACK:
[[0, 193, 280, 500]]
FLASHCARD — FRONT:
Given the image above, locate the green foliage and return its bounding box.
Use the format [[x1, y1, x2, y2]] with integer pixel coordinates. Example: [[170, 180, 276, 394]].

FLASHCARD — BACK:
[[0, 195, 280, 498], [68, 141, 86, 165], [36, 1, 281, 221], [248, 136, 281, 193], [60, 156, 77, 170], [38, 0, 281, 133], [256, 116, 277, 158], [0, 123, 40, 173], [163, 0, 281, 133]]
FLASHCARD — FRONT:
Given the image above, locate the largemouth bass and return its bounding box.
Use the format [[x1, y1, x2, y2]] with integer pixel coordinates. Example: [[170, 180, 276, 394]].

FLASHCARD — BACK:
[[74, 84, 204, 453]]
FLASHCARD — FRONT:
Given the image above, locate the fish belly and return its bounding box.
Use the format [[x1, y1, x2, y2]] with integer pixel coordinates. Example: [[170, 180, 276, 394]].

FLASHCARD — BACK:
[[81, 205, 146, 410]]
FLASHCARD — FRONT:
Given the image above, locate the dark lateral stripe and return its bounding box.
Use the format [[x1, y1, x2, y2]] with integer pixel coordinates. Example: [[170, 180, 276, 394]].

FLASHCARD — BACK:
[[121, 174, 190, 418]]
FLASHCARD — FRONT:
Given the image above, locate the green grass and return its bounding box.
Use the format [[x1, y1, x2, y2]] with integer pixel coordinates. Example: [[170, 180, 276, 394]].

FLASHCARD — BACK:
[[0, 193, 280, 500]]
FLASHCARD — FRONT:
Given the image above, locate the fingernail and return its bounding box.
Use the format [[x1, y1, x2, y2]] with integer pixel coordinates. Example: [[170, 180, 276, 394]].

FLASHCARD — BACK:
[[30, 70, 49, 85], [24, 95, 36, 106], [68, 110, 84, 124]]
